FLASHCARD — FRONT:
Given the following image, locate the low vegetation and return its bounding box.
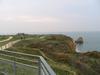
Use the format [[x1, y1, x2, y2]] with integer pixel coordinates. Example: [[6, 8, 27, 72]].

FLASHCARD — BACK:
[[0, 34, 100, 75], [0, 35, 9, 41]]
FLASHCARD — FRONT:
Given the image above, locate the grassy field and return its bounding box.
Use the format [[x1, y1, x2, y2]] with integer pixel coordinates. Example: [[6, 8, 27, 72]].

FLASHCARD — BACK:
[[0, 49, 39, 75], [0, 36, 9, 41], [0, 34, 100, 75], [0, 35, 19, 47], [6, 34, 76, 75], [0, 60, 38, 75]]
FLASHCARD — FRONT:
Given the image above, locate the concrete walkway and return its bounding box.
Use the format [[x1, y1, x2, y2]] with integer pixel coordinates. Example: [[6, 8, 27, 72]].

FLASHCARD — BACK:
[[0, 36, 13, 43], [0, 37, 34, 50], [0, 40, 20, 50]]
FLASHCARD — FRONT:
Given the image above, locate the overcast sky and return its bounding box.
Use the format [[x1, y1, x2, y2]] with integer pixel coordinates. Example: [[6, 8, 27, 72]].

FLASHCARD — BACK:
[[0, 0, 100, 34]]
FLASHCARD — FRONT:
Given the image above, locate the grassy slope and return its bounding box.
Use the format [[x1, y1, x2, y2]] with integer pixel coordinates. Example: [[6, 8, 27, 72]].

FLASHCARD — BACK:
[[6, 34, 100, 75], [0, 36, 9, 40], [0, 35, 19, 46]]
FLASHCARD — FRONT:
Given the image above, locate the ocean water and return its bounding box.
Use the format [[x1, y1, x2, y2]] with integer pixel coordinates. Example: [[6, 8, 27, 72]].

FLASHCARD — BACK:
[[64, 32, 100, 52]]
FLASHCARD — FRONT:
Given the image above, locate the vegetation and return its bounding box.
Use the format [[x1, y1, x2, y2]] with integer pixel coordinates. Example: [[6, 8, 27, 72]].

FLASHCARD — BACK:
[[0, 35, 9, 41], [0, 34, 100, 75]]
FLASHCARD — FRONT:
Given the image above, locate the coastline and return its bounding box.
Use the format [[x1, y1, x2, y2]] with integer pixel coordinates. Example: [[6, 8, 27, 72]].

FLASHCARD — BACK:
[[75, 45, 87, 53], [76, 47, 81, 53]]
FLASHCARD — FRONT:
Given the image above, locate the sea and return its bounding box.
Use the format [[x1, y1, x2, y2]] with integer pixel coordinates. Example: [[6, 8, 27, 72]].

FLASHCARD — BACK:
[[64, 32, 100, 52]]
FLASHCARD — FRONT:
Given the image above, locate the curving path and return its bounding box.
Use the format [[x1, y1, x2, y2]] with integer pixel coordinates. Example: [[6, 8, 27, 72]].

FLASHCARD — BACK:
[[0, 37, 34, 50], [0, 36, 13, 43], [0, 40, 21, 50], [0, 37, 77, 75]]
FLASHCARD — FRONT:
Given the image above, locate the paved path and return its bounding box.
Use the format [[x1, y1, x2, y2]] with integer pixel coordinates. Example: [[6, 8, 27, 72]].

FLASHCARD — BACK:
[[0, 40, 20, 50], [0, 36, 13, 43], [0, 37, 34, 50]]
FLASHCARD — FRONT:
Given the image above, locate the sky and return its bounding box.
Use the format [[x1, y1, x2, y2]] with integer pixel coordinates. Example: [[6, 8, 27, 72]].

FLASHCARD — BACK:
[[0, 0, 100, 34]]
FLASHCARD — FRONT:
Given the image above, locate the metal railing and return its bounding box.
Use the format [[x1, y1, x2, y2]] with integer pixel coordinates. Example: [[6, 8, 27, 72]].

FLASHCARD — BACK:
[[0, 50, 56, 75]]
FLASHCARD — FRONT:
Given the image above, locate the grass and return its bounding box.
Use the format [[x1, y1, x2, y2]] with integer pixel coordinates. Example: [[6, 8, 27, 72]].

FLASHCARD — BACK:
[[0, 36, 9, 41], [0, 50, 39, 75], [0, 34, 100, 75], [4, 36, 77, 75], [0, 60, 38, 75], [0, 36, 19, 46]]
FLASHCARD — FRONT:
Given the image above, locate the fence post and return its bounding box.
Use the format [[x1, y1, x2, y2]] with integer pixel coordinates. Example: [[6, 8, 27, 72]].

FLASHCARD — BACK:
[[13, 56, 16, 75], [38, 58, 41, 75]]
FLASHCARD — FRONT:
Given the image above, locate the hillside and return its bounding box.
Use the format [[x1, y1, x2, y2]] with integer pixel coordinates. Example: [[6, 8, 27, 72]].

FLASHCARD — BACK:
[[7, 34, 100, 75]]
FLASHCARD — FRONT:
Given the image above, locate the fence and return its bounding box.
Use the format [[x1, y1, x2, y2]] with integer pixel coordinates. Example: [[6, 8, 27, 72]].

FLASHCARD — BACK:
[[0, 50, 56, 75]]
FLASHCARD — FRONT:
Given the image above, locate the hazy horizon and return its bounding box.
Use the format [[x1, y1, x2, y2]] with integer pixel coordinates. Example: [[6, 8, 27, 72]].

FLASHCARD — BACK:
[[0, 0, 100, 34], [1, 30, 100, 35]]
